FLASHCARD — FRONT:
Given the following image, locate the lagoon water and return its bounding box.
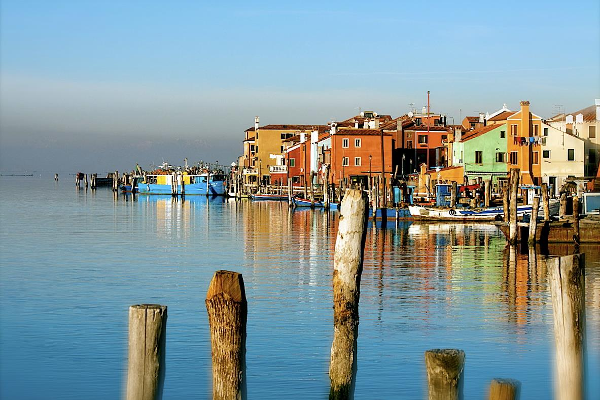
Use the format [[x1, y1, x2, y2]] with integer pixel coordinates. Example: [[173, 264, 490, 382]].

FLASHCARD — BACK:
[[1, 175, 599, 399]]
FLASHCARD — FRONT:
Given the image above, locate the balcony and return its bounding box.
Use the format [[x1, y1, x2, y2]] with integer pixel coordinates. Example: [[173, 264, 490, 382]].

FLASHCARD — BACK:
[[269, 165, 288, 174]]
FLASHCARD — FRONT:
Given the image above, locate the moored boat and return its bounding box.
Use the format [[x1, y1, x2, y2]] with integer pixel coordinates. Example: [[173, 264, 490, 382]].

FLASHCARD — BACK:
[[137, 172, 226, 195], [251, 194, 288, 201]]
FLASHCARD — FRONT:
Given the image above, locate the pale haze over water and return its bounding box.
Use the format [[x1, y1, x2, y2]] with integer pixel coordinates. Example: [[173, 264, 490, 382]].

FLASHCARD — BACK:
[[0, 176, 599, 398]]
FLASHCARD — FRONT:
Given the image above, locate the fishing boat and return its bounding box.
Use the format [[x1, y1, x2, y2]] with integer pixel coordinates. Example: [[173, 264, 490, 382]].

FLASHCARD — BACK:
[[137, 171, 226, 195], [293, 197, 324, 207], [409, 199, 559, 222]]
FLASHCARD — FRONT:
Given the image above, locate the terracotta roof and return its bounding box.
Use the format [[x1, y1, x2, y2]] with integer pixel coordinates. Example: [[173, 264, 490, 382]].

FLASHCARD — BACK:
[[465, 116, 480, 123], [404, 125, 452, 132], [461, 124, 503, 142], [380, 115, 414, 130], [487, 111, 515, 122], [567, 105, 596, 122], [336, 128, 393, 136], [246, 124, 328, 132]]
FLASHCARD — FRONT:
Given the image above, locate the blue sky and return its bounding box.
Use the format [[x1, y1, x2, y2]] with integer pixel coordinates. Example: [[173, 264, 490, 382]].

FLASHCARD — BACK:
[[1, 0, 598, 173]]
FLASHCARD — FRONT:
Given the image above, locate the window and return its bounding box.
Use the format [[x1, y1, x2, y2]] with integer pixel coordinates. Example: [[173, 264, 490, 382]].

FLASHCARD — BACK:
[[354, 157, 361, 166], [511, 124, 518, 136], [496, 152, 505, 162], [342, 138, 349, 148], [280, 133, 294, 140], [510, 151, 518, 165], [543, 127, 549, 136], [533, 125, 539, 136], [590, 126, 596, 138], [415, 118, 422, 125], [355, 138, 361, 148], [500, 130, 506, 138], [568, 149, 575, 161], [407, 141, 413, 149], [250, 145, 255, 152], [418, 135, 428, 144], [475, 151, 483, 164], [543, 150, 550, 159], [532, 151, 539, 164], [289, 158, 295, 167], [342, 157, 349, 166]]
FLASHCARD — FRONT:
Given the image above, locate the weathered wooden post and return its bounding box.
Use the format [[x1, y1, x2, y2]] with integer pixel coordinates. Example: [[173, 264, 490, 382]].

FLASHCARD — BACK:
[[541, 183, 550, 221], [114, 170, 119, 192], [559, 192, 567, 219], [548, 254, 585, 400], [528, 196, 540, 245], [425, 173, 431, 200], [502, 183, 509, 222], [180, 173, 185, 197], [126, 304, 167, 400], [84, 174, 88, 189], [484, 179, 491, 208], [572, 196, 580, 246], [329, 189, 368, 400], [310, 171, 316, 207], [206, 270, 247, 400], [450, 181, 457, 208], [425, 349, 465, 400], [206, 171, 211, 197], [488, 378, 520, 400], [509, 169, 520, 245], [287, 177, 293, 207]]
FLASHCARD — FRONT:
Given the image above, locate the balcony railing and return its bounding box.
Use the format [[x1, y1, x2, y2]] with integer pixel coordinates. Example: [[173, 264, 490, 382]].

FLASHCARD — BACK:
[[269, 165, 288, 174]]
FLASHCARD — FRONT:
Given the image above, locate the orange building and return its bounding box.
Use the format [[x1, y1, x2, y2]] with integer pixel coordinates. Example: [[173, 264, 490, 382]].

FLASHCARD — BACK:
[[506, 101, 543, 185]]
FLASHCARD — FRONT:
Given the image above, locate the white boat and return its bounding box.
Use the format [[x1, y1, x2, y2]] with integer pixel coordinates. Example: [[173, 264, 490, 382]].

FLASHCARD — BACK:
[[409, 199, 559, 222]]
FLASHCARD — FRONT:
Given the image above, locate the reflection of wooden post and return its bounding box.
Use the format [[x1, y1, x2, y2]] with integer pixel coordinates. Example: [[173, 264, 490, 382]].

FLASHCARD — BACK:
[[488, 378, 520, 400], [541, 183, 550, 221], [484, 179, 491, 208], [206, 271, 247, 400], [509, 169, 519, 245], [548, 254, 585, 400], [329, 189, 368, 400], [528, 196, 540, 244], [425, 349, 465, 400], [559, 192, 567, 219], [126, 304, 167, 400], [450, 181, 457, 208]]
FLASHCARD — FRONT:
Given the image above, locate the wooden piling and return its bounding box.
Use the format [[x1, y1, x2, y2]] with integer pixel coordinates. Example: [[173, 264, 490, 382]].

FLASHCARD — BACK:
[[84, 174, 88, 188], [528, 196, 540, 245], [450, 181, 457, 208], [502, 183, 509, 222], [206, 270, 247, 400], [559, 192, 567, 219], [509, 169, 520, 245], [329, 189, 368, 400], [287, 178, 293, 207], [425, 349, 465, 400], [484, 179, 491, 208], [548, 254, 585, 400], [488, 378, 520, 400], [541, 183, 550, 221], [310, 171, 315, 207], [126, 304, 167, 400], [572, 196, 580, 246]]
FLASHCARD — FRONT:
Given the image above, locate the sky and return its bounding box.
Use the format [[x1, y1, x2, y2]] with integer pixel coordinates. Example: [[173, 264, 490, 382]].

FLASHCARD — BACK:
[[1, 0, 599, 174]]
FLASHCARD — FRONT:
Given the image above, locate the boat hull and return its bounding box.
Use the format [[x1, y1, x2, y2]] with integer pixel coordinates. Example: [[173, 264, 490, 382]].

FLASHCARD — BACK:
[[138, 183, 225, 196], [252, 194, 288, 201]]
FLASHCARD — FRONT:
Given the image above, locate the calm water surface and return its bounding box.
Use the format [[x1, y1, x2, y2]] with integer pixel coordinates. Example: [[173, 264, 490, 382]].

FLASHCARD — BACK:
[[1, 176, 599, 399]]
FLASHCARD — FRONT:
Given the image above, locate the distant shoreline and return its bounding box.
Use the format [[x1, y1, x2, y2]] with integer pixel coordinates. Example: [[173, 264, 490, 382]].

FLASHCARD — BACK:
[[0, 173, 34, 176]]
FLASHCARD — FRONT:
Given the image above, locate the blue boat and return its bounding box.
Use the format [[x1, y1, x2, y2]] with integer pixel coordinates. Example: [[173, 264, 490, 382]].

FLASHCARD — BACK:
[[251, 194, 288, 201], [137, 172, 226, 196]]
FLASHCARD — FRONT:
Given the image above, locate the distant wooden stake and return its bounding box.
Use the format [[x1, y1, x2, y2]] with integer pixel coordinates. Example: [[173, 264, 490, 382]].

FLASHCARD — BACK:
[[572, 196, 580, 246], [548, 254, 585, 400], [559, 192, 567, 219], [425, 349, 465, 400], [450, 181, 457, 208], [488, 378, 520, 400], [502, 183, 509, 223], [528, 196, 540, 244], [484, 179, 491, 208], [206, 270, 247, 400], [329, 189, 368, 400], [126, 304, 167, 400], [509, 169, 520, 245], [541, 183, 550, 221]]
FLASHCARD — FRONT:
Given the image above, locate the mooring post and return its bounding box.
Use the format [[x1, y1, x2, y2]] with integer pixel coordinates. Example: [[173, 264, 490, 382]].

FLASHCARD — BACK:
[[528, 196, 540, 245], [488, 378, 520, 400], [502, 182, 509, 222], [287, 178, 293, 207], [559, 192, 567, 219], [509, 169, 520, 245], [548, 254, 585, 400], [450, 181, 457, 208], [541, 183, 550, 221], [310, 171, 315, 207], [484, 179, 491, 208], [425, 349, 465, 400], [572, 196, 580, 247], [329, 189, 368, 400], [206, 270, 247, 400], [84, 174, 88, 189], [126, 304, 167, 400]]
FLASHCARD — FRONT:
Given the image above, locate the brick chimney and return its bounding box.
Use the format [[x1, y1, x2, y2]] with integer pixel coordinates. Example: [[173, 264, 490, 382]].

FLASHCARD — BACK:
[[520, 101, 531, 137]]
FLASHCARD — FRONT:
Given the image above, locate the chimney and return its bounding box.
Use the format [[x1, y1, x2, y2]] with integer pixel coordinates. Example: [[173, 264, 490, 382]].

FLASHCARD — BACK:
[[596, 99, 600, 121], [300, 132, 306, 143], [520, 101, 531, 137], [254, 116, 259, 131], [354, 121, 359, 128], [331, 122, 337, 135], [479, 113, 485, 123]]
